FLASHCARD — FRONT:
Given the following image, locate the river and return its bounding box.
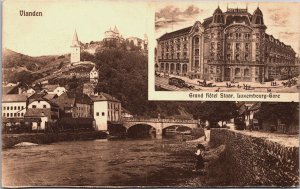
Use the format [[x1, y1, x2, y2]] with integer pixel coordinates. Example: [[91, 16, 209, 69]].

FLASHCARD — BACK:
[[2, 139, 199, 187]]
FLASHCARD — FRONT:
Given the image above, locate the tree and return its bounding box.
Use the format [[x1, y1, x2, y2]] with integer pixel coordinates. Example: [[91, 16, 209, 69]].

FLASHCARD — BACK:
[[255, 102, 298, 133], [192, 102, 238, 128], [80, 51, 95, 62]]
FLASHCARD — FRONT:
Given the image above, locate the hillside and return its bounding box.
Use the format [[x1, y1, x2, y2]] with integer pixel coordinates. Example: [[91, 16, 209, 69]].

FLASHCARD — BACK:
[[2, 48, 70, 83], [2, 48, 229, 118]]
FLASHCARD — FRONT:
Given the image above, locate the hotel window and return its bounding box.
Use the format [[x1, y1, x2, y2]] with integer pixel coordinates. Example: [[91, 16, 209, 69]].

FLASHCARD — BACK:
[[183, 44, 187, 50], [217, 32, 221, 38], [14, 106, 17, 110], [229, 33, 233, 39], [18, 106, 20, 110], [18, 113, 20, 117], [236, 54, 240, 61], [96, 112, 99, 116], [236, 43, 240, 51], [245, 43, 250, 51], [183, 52, 187, 59], [177, 53, 180, 59], [211, 42, 215, 50], [245, 54, 249, 61], [195, 49, 199, 55], [102, 112, 105, 116], [7, 113, 9, 117], [3, 106, 6, 110], [32, 105, 37, 109], [43, 105, 47, 108], [211, 33, 215, 38], [227, 43, 231, 50], [195, 37, 199, 44], [235, 68, 241, 76], [245, 33, 250, 39], [10, 113, 13, 117], [227, 54, 231, 61], [217, 42, 221, 50], [3, 113, 5, 117], [256, 33, 260, 39]]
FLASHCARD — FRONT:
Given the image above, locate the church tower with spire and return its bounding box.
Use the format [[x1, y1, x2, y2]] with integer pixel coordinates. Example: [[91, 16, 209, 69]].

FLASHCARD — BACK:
[[70, 30, 81, 63]]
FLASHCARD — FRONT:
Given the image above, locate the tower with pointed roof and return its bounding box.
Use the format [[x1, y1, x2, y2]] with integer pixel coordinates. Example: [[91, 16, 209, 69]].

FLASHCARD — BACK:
[[70, 30, 81, 63]]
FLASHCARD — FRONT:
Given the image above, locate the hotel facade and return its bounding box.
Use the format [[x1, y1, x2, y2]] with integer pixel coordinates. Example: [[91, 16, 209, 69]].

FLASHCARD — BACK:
[[156, 6, 297, 82]]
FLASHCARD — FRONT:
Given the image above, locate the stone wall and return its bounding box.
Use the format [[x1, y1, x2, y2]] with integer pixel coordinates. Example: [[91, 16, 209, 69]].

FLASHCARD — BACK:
[[210, 128, 299, 186]]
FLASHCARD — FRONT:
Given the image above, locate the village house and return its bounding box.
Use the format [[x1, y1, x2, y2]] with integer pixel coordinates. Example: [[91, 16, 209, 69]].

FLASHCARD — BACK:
[[91, 92, 121, 131], [24, 97, 59, 130], [42, 84, 66, 96], [50, 93, 76, 118], [74, 94, 93, 118], [90, 66, 99, 84], [2, 94, 27, 121]]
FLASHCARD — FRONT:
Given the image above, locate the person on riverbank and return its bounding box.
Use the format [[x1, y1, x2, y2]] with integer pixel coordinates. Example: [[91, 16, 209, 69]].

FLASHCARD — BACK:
[[193, 144, 205, 173]]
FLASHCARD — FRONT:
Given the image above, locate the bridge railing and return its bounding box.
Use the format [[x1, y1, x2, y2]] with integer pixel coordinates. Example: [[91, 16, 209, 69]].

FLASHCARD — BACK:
[[121, 117, 199, 124]]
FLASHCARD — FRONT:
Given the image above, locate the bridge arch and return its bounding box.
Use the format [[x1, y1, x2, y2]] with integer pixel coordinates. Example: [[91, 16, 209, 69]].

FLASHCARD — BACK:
[[126, 123, 156, 138], [162, 125, 193, 136]]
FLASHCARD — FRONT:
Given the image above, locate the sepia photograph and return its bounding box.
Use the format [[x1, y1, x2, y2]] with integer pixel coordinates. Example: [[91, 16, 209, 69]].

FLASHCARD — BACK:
[[151, 1, 300, 101], [1, 0, 300, 188]]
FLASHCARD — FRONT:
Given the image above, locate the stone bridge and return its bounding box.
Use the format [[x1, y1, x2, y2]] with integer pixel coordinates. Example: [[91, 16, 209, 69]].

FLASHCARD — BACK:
[[121, 118, 199, 139]]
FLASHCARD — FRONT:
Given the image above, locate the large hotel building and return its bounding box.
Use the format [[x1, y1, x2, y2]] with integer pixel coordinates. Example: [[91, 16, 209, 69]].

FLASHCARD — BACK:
[[156, 6, 298, 82]]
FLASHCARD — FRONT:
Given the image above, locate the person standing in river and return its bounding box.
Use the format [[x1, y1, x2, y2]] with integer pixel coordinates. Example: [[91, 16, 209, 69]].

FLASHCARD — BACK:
[[193, 144, 205, 173]]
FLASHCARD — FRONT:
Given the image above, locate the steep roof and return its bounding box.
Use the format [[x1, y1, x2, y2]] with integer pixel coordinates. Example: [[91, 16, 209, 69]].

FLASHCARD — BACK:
[[50, 93, 75, 109], [2, 86, 17, 95], [24, 108, 52, 118], [42, 84, 59, 92], [71, 30, 80, 46], [91, 92, 120, 102], [43, 93, 58, 100], [158, 26, 193, 40], [2, 94, 27, 102]]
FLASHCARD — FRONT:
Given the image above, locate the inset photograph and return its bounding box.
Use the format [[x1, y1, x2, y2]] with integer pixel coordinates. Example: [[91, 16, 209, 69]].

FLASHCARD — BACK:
[[153, 2, 300, 98]]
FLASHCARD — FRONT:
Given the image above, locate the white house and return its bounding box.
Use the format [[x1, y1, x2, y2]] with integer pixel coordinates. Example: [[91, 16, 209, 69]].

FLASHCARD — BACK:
[[90, 66, 99, 83], [44, 85, 66, 96], [2, 94, 27, 118], [52, 87, 67, 96], [24, 98, 59, 130], [91, 92, 121, 131]]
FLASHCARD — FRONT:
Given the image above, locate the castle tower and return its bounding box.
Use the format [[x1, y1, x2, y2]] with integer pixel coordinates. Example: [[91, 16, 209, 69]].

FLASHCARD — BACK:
[[90, 65, 99, 83], [70, 30, 81, 63]]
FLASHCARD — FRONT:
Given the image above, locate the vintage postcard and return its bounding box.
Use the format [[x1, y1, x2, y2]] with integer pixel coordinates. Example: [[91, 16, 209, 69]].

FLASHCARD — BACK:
[[1, 0, 299, 188], [149, 1, 300, 101]]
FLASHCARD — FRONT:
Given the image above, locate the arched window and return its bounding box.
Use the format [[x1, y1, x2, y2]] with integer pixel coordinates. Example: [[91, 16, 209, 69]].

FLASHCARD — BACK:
[[194, 37, 199, 44], [235, 68, 240, 76]]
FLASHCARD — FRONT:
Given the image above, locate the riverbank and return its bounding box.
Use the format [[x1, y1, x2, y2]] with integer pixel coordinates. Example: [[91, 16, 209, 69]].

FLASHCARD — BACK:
[[2, 131, 107, 149]]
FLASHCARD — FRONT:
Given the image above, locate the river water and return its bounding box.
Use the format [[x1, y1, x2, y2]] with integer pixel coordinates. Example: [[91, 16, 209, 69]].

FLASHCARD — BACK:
[[2, 139, 198, 187]]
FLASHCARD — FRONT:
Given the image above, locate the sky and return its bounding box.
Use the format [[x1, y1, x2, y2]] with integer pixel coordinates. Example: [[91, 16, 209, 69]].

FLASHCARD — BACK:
[[3, 0, 150, 56], [3, 1, 300, 56], [154, 1, 300, 55]]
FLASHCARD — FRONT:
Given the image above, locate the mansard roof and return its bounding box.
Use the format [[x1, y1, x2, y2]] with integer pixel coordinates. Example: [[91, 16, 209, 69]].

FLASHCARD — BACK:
[[158, 26, 193, 41]]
